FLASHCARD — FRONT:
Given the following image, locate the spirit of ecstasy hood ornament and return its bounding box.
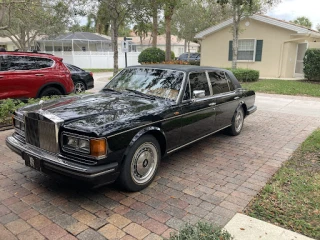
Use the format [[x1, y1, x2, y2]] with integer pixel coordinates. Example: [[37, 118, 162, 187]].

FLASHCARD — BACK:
[[39, 100, 44, 110]]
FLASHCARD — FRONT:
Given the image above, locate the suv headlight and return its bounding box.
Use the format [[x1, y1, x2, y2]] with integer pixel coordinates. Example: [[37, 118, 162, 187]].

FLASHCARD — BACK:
[[62, 134, 107, 158]]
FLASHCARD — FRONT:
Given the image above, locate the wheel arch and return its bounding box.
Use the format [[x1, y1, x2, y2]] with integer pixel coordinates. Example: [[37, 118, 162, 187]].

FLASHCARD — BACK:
[[238, 101, 248, 117], [37, 82, 67, 97], [124, 126, 167, 157], [74, 80, 88, 90]]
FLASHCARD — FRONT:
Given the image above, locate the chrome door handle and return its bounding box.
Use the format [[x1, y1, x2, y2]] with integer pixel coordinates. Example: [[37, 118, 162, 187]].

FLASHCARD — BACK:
[[209, 103, 216, 106], [35, 74, 44, 76], [234, 96, 240, 100]]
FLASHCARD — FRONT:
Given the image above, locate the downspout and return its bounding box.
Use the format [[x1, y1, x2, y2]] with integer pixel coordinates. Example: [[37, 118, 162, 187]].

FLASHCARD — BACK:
[[278, 35, 310, 78]]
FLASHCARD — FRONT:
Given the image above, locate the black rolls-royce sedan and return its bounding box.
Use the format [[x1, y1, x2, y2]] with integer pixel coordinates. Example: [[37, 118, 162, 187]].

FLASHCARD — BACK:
[[6, 65, 257, 191]]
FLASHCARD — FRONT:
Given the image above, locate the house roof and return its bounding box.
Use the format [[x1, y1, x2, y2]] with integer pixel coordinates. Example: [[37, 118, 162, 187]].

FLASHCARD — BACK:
[[39, 32, 111, 42], [195, 14, 320, 39], [119, 34, 199, 47]]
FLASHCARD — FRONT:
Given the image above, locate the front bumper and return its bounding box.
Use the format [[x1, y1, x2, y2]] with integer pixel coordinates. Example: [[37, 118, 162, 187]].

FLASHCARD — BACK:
[[246, 105, 257, 115], [6, 136, 119, 186]]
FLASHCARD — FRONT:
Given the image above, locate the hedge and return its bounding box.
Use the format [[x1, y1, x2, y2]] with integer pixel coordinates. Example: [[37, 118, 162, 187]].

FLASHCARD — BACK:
[[303, 49, 320, 80], [0, 96, 61, 125], [226, 68, 259, 82]]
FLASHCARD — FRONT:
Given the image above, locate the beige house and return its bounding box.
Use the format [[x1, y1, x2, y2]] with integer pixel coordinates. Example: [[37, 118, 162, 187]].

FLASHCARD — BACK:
[[118, 34, 200, 57], [195, 14, 320, 78], [0, 36, 17, 51]]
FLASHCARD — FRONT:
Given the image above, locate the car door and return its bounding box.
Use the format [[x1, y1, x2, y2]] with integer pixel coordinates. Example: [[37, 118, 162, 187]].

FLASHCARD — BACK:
[[208, 71, 240, 130], [179, 71, 217, 145], [0, 55, 48, 99]]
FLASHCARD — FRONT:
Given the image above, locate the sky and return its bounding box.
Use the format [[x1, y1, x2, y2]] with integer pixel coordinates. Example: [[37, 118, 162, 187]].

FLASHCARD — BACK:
[[79, 0, 320, 30], [267, 0, 320, 29]]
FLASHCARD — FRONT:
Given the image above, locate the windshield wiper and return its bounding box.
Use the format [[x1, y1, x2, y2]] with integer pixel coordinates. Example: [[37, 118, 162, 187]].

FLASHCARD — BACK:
[[101, 88, 121, 94], [125, 89, 155, 100]]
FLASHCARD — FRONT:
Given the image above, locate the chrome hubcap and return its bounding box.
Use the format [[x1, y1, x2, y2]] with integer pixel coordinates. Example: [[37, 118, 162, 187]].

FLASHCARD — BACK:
[[235, 110, 244, 132], [131, 142, 158, 184], [75, 82, 85, 93]]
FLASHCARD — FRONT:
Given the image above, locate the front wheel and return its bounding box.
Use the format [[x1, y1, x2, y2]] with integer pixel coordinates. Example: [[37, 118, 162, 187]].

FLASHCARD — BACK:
[[227, 107, 244, 136], [39, 87, 62, 97], [118, 135, 160, 191]]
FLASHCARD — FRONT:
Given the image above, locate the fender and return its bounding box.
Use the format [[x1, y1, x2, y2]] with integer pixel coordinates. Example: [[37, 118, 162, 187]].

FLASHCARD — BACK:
[[124, 126, 167, 155], [236, 100, 248, 117], [36, 82, 67, 97]]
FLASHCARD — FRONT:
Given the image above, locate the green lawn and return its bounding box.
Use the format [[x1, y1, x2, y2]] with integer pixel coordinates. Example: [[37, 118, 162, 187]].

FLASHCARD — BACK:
[[245, 129, 320, 239], [241, 80, 320, 97]]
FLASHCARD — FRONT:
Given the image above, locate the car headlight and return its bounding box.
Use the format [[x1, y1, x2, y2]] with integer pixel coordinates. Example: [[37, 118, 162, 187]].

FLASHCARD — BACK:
[[62, 134, 106, 158]]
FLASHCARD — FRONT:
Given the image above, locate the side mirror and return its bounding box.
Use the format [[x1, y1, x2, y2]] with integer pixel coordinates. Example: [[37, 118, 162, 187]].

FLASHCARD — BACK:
[[193, 90, 205, 98]]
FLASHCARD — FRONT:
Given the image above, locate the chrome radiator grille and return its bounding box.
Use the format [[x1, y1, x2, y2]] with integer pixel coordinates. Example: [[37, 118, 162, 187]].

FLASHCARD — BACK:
[[25, 116, 59, 153]]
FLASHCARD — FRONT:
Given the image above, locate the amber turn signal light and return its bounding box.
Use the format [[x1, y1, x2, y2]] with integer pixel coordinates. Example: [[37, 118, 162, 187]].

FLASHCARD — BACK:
[[90, 138, 107, 157]]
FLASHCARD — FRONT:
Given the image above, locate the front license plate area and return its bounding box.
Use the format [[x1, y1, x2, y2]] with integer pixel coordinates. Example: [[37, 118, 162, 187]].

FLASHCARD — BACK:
[[23, 153, 41, 171]]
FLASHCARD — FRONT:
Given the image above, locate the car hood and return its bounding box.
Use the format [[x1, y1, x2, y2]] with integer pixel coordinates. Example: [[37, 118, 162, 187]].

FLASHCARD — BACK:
[[19, 92, 173, 136]]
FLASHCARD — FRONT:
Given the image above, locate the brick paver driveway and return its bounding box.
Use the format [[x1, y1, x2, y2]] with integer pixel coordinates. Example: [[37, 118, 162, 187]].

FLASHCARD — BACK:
[[0, 94, 319, 240]]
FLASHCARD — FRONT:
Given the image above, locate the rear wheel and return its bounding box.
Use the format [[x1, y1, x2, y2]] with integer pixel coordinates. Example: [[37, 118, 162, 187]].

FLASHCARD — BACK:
[[227, 107, 244, 136], [118, 135, 160, 191], [74, 81, 86, 94], [39, 87, 62, 97]]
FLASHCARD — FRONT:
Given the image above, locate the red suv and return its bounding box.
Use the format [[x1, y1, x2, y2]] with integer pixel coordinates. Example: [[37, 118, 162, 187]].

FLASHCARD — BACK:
[[0, 51, 74, 100]]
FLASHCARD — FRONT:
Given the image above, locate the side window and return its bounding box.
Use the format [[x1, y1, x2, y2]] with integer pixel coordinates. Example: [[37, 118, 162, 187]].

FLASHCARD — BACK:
[[208, 71, 230, 94], [0, 55, 10, 71], [35, 58, 54, 69], [189, 72, 210, 98], [7, 56, 37, 70], [183, 82, 190, 100], [225, 73, 235, 91]]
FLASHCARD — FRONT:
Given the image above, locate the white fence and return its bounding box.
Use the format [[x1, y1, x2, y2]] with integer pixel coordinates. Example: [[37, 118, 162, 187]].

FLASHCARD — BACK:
[[46, 51, 141, 69]]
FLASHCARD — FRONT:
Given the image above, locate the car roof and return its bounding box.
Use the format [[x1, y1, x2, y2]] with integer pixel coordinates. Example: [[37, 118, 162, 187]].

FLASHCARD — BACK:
[[128, 64, 225, 72], [0, 51, 61, 60]]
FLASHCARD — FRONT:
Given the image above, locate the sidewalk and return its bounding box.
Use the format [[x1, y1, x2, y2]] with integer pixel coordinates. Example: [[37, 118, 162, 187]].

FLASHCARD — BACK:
[[224, 214, 315, 240]]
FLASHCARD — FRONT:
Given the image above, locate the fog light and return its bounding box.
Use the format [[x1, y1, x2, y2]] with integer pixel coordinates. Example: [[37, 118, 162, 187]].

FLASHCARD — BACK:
[[90, 138, 107, 157]]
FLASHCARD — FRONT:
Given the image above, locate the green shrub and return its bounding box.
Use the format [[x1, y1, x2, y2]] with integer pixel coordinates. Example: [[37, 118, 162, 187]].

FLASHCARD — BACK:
[[171, 51, 175, 60], [226, 68, 259, 82], [0, 96, 60, 124], [138, 47, 165, 63], [188, 60, 200, 66], [303, 49, 320, 80], [168, 222, 233, 240]]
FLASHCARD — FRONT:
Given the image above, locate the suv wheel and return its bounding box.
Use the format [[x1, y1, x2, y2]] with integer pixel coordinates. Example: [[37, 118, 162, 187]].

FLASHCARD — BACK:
[[40, 87, 62, 97]]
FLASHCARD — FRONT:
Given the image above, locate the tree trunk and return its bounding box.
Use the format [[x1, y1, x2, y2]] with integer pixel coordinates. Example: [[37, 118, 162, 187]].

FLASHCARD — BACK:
[[184, 40, 187, 53], [111, 19, 119, 75], [152, 4, 158, 48], [165, 15, 171, 61], [232, 4, 240, 69]]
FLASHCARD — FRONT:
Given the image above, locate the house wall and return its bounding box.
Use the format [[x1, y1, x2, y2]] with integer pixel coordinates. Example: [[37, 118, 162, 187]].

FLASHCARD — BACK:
[[308, 42, 320, 49], [200, 19, 298, 78]]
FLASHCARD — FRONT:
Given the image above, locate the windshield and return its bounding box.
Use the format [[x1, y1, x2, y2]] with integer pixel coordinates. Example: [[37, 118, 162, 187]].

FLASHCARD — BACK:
[[104, 68, 184, 100]]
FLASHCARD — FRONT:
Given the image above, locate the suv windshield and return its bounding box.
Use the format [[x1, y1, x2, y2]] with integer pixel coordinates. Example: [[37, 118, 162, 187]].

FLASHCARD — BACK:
[[104, 68, 184, 100]]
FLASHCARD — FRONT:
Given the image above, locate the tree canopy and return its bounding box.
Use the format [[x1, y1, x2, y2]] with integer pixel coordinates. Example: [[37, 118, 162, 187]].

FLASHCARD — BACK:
[[291, 16, 312, 29], [0, 0, 87, 51]]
